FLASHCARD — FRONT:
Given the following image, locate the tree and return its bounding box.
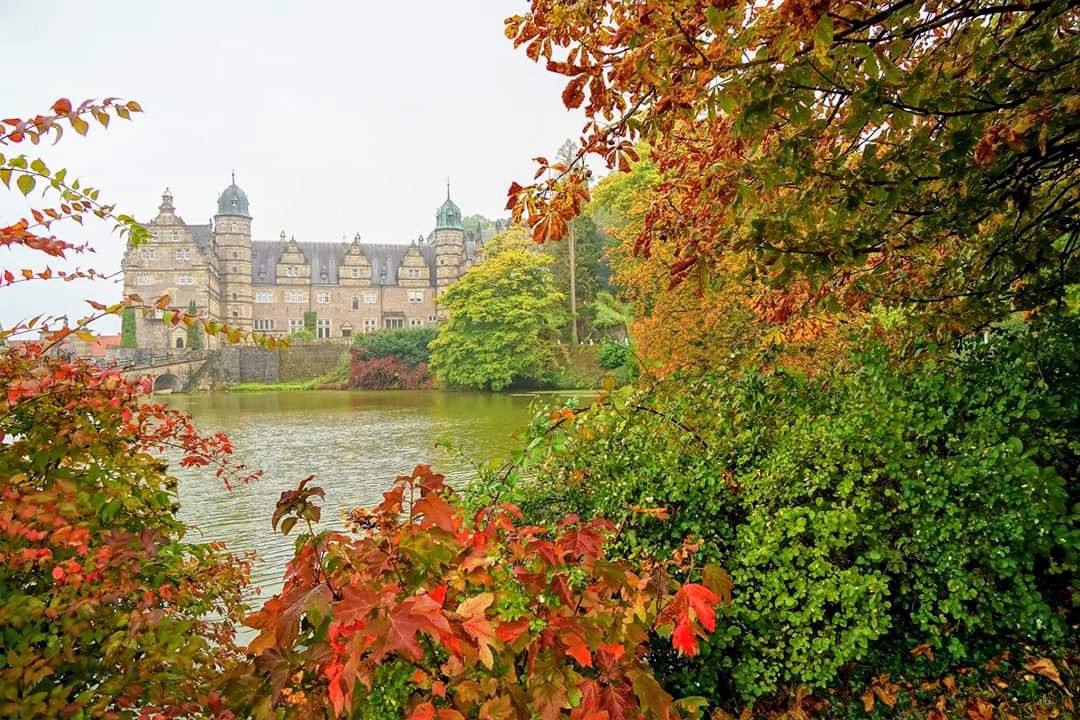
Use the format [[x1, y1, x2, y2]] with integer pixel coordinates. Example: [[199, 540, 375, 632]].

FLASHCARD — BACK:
[[119, 306, 137, 349], [429, 228, 565, 390], [0, 97, 271, 717], [589, 148, 855, 376], [185, 298, 203, 349], [506, 0, 1079, 334]]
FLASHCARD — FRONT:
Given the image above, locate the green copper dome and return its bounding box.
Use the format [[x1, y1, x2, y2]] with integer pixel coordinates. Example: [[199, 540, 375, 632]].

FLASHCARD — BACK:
[[435, 182, 462, 230], [216, 174, 251, 217]]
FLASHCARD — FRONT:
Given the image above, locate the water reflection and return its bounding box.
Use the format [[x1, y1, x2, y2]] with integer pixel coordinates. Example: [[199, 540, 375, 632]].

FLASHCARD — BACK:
[[167, 390, 561, 599]]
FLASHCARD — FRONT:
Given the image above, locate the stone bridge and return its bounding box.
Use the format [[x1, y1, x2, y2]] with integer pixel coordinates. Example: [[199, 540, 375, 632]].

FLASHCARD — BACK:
[[121, 350, 213, 393]]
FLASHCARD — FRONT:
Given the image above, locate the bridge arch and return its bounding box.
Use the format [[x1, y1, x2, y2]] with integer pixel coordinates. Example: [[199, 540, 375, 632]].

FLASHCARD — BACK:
[[153, 373, 181, 393]]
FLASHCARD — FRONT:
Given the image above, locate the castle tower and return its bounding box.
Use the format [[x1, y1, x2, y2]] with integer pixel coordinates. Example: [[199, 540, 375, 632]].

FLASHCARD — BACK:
[[433, 180, 465, 293], [213, 174, 254, 332]]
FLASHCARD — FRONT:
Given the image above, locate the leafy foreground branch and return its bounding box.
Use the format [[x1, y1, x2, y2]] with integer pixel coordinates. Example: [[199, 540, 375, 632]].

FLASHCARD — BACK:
[[241, 466, 728, 720], [0, 345, 256, 718]]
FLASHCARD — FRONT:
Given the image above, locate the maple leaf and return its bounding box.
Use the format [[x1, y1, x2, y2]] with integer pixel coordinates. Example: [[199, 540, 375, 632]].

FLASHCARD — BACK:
[[532, 673, 570, 720], [628, 669, 672, 720], [480, 694, 516, 720], [384, 594, 452, 661], [414, 492, 457, 533], [411, 702, 436, 720], [457, 591, 500, 669], [496, 618, 530, 645], [562, 632, 592, 667]]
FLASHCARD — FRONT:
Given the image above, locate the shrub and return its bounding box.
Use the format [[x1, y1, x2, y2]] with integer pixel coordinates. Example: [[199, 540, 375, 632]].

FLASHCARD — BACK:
[[352, 327, 436, 367], [504, 320, 1079, 703], [0, 345, 253, 717], [598, 341, 630, 369], [348, 356, 431, 390], [242, 466, 728, 719]]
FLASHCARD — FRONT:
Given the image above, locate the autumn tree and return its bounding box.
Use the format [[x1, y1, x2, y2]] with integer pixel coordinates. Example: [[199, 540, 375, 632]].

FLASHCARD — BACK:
[[590, 148, 856, 376], [0, 98, 278, 717], [429, 227, 565, 390], [506, 0, 1079, 334]]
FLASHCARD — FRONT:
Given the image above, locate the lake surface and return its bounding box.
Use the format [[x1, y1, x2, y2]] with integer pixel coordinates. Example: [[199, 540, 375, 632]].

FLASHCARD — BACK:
[[166, 389, 573, 599]]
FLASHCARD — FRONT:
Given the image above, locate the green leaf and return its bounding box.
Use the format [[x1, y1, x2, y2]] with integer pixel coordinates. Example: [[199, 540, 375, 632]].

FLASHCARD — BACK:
[[16, 173, 35, 196]]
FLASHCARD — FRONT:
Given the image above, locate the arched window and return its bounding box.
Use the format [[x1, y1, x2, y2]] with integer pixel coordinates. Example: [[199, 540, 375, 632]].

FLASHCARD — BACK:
[[175, 336, 184, 349]]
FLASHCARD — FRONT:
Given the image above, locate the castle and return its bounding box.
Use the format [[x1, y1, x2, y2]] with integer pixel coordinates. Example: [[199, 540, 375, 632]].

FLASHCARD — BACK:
[[122, 178, 490, 351]]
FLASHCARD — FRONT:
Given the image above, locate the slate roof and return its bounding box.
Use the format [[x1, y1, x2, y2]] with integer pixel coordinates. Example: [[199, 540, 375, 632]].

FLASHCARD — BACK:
[[250, 240, 438, 286], [187, 224, 212, 251]]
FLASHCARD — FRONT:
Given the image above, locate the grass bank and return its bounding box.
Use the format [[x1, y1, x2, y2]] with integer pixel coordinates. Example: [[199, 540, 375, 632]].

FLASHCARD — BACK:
[[226, 377, 330, 392]]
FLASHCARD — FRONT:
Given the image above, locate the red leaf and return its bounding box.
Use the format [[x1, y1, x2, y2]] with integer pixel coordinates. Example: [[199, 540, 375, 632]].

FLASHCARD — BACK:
[[411, 702, 436, 720], [563, 633, 592, 667], [496, 618, 530, 644]]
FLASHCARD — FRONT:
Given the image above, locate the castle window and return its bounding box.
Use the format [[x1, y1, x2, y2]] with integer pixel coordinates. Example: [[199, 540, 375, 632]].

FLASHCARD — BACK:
[[177, 274, 194, 286], [363, 291, 377, 304], [317, 292, 330, 304], [287, 291, 305, 304], [409, 318, 422, 327], [363, 318, 377, 332], [428, 315, 438, 322], [229, 223, 237, 233], [175, 337, 185, 349], [341, 328, 352, 338], [350, 267, 360, 279], [316, 319, 331, 339], [286, 265, 298, 277], [232, 310, 238, 318], [136, 274, 150, 286], [231, 265, 238, 273], [351, 297, 359, 310], [171, 231, 179, 242], [407, 268, 420, 279], [174, 248, 191, 261], [408, 290, 423, 304], [139, 247, 157, 260], [230, 250, 239, 259], [384, 318, 404, 329], [289, 318, 304, 333], [254, 319, 274, 331], [255, 291, 273, 303], [231, 292, 238, 301]]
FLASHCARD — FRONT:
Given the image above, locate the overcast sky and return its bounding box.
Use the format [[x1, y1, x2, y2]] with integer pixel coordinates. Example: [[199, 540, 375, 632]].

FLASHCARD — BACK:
[[1, 0, 587, 332]]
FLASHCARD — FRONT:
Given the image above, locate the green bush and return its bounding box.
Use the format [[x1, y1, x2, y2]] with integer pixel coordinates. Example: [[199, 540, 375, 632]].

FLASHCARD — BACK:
[[598, 340, 630, 369], [504, 320, 1079, 703], [352, 327, 436, 367]]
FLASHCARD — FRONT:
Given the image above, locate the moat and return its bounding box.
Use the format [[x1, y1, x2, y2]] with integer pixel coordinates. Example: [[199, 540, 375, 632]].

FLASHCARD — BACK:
[[167, 389, 559, 597]]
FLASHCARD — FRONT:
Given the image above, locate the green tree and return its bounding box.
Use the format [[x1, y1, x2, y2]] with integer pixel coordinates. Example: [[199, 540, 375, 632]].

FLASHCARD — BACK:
[[429, 228, 565, 390], [119, 307, 137, 349], [185, 299, 203, 349]]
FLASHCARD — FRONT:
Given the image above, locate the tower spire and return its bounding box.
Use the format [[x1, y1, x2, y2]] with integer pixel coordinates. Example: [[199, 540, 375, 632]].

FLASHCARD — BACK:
[[446, 176, 450, 200], [231, 170, 236, 185]]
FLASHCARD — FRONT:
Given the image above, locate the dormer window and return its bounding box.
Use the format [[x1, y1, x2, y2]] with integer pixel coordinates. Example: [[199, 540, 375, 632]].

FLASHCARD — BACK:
[[350, 267, 360, 279], [229, 222, 237, 233], [171, 231, 179, 242]]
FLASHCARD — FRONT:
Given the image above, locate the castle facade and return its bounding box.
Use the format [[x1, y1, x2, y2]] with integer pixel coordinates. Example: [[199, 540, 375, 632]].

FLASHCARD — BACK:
[[122, 178, 486, 351]]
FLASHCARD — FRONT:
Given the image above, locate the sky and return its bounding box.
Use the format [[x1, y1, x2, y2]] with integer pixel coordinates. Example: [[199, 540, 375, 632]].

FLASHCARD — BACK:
[[1, 0, 588, 332]]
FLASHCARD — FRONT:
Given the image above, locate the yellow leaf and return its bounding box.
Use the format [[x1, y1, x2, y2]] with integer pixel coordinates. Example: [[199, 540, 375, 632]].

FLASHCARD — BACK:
[[1023, 657, 1065, 689]]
